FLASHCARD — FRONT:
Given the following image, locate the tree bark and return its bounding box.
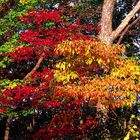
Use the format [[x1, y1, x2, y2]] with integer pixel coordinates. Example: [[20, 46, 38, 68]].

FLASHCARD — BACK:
[[4, 114, 12, 140], [24, 53, 45, 80], [97, 0, 140, 128], [112, 1, 140, 41], [99, 0, 116, 45], [117, 15, 140, 45], [99, 0, 140, 45]]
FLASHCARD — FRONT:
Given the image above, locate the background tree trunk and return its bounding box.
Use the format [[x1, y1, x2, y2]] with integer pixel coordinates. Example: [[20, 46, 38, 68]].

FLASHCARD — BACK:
[[4, 115, 12, 140]]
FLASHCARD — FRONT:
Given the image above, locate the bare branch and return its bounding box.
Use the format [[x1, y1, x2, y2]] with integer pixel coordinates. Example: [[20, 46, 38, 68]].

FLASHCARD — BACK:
[[117, 16, 140, 45], [24, 53, 45, 80], [112, 1, 140, 40]]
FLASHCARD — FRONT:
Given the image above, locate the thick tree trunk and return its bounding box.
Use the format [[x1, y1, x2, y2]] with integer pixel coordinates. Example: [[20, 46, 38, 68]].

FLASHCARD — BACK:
[[99, 0, 116, 45], [98, 1, 140, 132], [99, 0, 140, 45]]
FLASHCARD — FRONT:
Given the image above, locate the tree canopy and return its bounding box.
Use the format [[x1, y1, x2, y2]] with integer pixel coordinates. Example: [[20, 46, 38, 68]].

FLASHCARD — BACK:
[[0, 0, 140, 140]]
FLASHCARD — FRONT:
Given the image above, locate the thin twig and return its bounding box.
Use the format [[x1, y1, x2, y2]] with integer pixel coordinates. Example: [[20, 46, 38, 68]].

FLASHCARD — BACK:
[[117, 16, 140, 45], [24, 53, 45, 80]]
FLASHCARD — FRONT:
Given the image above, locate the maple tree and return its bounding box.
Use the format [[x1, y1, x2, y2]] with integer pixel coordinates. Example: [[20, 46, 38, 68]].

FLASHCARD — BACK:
[[0, 0, 140, 140], [0, 7, 98, 140]]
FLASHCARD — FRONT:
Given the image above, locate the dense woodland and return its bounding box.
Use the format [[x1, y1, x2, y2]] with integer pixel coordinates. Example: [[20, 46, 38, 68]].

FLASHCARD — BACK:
[[0, 0, 140, 140]]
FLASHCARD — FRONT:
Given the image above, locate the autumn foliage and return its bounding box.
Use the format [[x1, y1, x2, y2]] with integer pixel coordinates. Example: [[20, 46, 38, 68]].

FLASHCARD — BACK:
[[0, 7, 140, 140]]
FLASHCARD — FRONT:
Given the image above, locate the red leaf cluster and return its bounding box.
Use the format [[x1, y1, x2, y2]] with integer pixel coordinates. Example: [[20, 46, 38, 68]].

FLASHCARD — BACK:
[[1, 68, 54, 109], [6, 10, 92, 61], [19, 10, 61, 25]]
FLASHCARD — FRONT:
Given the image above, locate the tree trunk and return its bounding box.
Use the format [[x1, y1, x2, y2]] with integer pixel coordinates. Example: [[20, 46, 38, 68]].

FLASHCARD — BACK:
[[4, 114, 12, 140], [99, 0, 140, 45], [99, 0, 116, 45], [97, 2, 140, 135]]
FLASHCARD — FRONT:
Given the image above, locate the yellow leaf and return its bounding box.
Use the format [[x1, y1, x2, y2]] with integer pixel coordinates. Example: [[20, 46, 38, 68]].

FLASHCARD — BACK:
[[19, 0, 26, 4], [123, 131, 130, 140], [68, 63, 71, 67], [129, 66, 135, 71], [61, 63, 66, 70], [97, 58, 103, 65], [9, 82, 17, 89], [56, 63, 60, 68], [70, 72, 78, 79], [107, 59, 110, 63], [86, 58, 93, 65]]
